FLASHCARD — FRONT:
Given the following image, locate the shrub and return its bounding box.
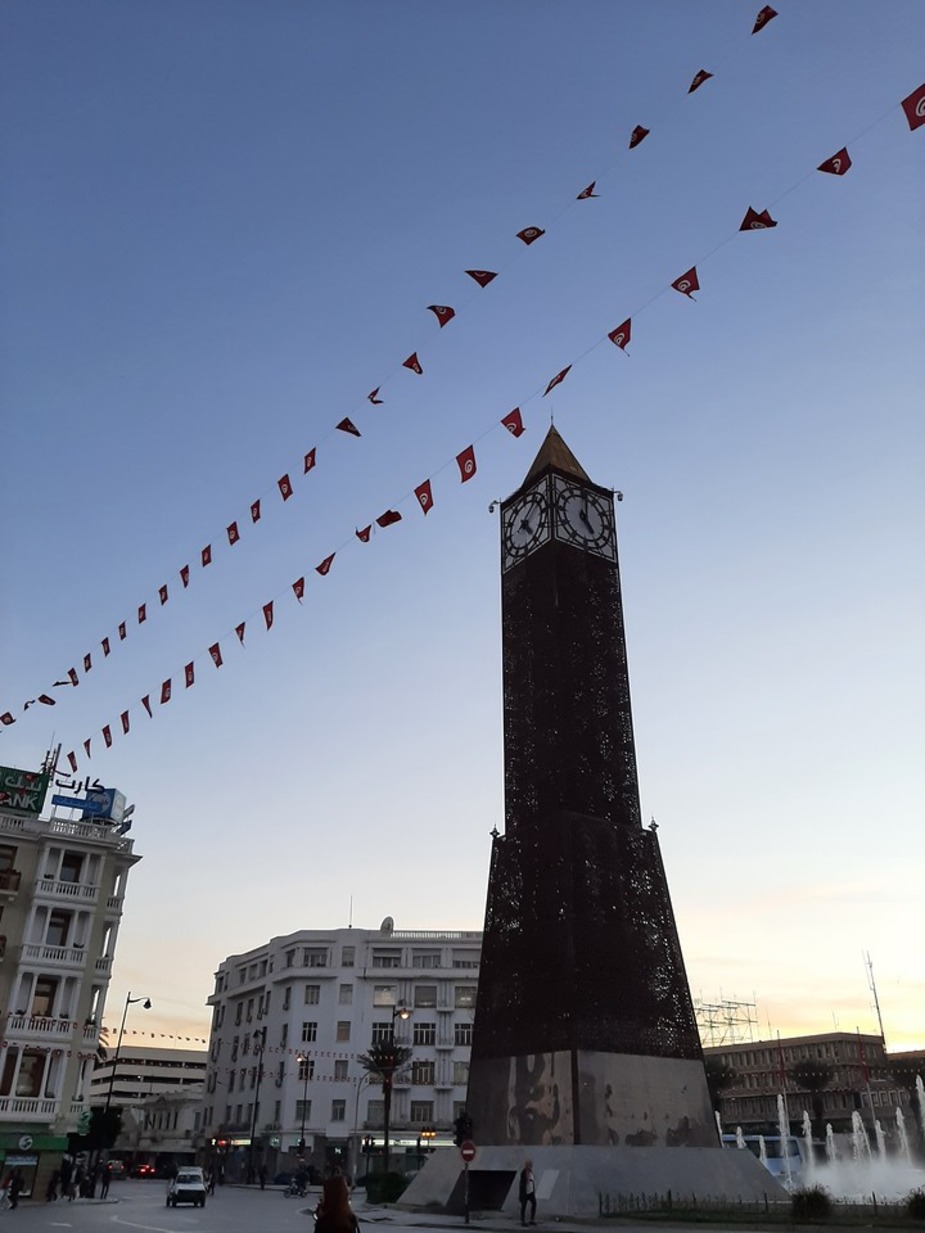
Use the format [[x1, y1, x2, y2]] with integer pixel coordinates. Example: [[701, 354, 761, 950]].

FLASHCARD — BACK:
[[791, 1185, 833, 1221], [365, 1171, 408, 1204], [906, 1188, 925, 1221]]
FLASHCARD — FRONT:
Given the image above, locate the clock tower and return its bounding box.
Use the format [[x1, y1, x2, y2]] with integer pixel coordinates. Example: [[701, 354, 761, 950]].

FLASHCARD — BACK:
[[467, 426, 714, 1148]]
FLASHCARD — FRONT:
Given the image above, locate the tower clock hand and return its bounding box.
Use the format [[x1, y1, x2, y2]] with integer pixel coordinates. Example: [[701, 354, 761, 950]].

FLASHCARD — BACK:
[[520, 518, 533, 534]]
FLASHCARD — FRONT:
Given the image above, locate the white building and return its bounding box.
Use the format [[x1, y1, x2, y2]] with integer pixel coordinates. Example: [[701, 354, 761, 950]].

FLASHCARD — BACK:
[[89, 1045, 207, 1106], [0, 762, 140, 1195], [201, 919, 482, 1178]]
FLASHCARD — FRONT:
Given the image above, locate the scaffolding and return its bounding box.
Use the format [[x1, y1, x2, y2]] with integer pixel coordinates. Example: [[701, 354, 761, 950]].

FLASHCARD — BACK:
[[695, 995, 759, 1047]]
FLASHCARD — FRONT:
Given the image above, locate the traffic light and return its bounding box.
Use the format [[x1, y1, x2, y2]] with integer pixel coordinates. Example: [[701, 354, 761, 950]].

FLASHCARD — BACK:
[[453, 1111, 474, 1146]]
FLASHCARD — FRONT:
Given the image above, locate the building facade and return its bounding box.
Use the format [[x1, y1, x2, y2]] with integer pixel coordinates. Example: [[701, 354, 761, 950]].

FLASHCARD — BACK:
[[0, 763, 139, 1194], [89, 1045, 207, 1106], [201, 921, 481, 1179]]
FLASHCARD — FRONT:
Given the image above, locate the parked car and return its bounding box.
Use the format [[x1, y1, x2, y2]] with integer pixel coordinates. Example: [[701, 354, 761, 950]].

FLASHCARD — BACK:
[[166, 1167, 207, 1207], [106, 1161, 127, 1180]]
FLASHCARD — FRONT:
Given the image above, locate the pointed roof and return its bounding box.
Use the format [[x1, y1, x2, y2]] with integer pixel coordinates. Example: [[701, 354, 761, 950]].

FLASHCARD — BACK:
[[522, 425, 590, 486]]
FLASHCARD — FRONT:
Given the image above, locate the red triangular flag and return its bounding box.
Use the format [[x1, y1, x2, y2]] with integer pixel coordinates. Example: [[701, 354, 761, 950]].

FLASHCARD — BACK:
[[629, 125, 650, 149], [501, 408, 525, 437], [740, 206, 777, 230], [517, 226, 545, 245], [121, 711, 130, 734], [304, 448, 317, 473], [180, 564, 190, 588], [251, 500, 261, 523], [817, 148, 852, 175], [278, 474, 293, 500], [465, 269, 497, 288], [376, 510, 403, 528], [901, 83, 925, 131], [457, 445, 477, 483], [201, 545, 212, 567], [368, 387, 384, 405], [235, 623, 246, 645], [427, 305, 455, 327], [102, 725, 113, 749], [227, 521, 240, 545], [672, 267, 700, 298], [185, 662, 195, 688], [316, 553, 335, 576], [83, 653, 92, 673], [356, 525, 372, 542], [292, 577, 305, 602], [159, 584, 169, 605], [141, 695, 153, 717], [67, 750, 77, 772], [688, 69, 713, 94], [577, 182, 598, 200], [83, 738, 92, 758], [415, 480, 434, 514], [336, 417, 361, 436], [68, 667, 79, 686], [402, 353, 423, 375], [118, 621, 127, 641], [102, 637, 111, 657], [263, 602, 274, 630], [0, 712, 15, 726], [38, 694, 55, 706], [544, 365, 572, 396], [209, 643, 223, 668], [608, 319, 632, 351], [752, 6, 777, 34], [160, 679, 172, 705], [138, 604, 147, 624]]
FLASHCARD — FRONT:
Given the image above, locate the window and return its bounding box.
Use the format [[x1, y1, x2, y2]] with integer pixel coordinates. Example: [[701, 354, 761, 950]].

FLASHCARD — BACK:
[[455, 986, 476, 1009], [413, 1022, 436, 1046], [414, 986, 437, 1008], [297, 1057, 315, 1081], [367, 1099, 384, 1126], [331, 1099, 346, 1121], [0, 845, 16, 872], [46, 910, 72, 948], [285, 950, 295, 968], [452, 954, 479, 969], [373, 986, 396, 1007], [280, 1023, 288, 1048], [372, 952, 401, 968], [303, 948, 327, 968], [412, 1060, 435, 1085], [453, 1061, 469, 1085], [334, 1060, 348, 1081], [342, 946, 355, 967], [410, 1100, 434, 1124], [454, 1023, 473, 1046], [296, 1099, 311, 1123], [413, 952, 441, 969], [235, 1004, 242, 1025], [336, 1021, 351, 1042], [31, 976, 58, 1018], [283, 987, 291, 1010], [339, 984, 353, 1005], [59, 851, 84, 883], [304, 985, 320, 1005], [371, 1023, 391, 1044], [301, 1022, 318, 1043]]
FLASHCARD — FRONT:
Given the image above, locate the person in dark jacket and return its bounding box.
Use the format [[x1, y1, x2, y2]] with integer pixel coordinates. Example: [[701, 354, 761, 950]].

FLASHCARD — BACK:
[[315, 1171, 358, 1233], [518, 1160, 536, 1226]]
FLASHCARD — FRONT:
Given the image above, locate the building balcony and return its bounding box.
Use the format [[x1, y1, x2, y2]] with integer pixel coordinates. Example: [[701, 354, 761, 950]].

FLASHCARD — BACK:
[[35, 876, 99, 904], [0, 1095, 59, 1121], [5, 1014, 76, 1041], [0, 934, 6, 960], [95, 955, 113, 976], [106, 893, 124, 912], [20, 942, 88, 969], [435, 1037, 455, 1050], [0, 868, 22, 899]]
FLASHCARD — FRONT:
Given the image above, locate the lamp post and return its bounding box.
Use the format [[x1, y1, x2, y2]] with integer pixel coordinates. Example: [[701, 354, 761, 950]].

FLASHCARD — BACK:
[[99, 992, 150, 1166], [349, 1072, 373, 1184], [296, 1051, 312, 1155], [382, 1002, 411, 1174], [247, 1027, 266, 1183]]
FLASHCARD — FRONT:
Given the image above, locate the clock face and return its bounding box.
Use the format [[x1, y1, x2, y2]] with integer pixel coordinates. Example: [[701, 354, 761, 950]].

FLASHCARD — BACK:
[[501, 482, 550, 571], [553, 478, 616, 559]]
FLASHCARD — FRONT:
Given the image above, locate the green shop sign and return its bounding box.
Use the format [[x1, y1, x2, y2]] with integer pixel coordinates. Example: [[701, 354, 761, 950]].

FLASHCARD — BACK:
[[0, 765, 49, 815]]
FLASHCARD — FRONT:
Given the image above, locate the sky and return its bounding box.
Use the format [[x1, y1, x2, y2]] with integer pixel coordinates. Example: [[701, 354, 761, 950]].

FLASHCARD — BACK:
[[2, 2, 923, 1054]]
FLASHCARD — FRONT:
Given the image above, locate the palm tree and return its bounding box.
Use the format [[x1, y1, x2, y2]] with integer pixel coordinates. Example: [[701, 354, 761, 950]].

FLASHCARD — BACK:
[[357, 1040, 412, 1173]]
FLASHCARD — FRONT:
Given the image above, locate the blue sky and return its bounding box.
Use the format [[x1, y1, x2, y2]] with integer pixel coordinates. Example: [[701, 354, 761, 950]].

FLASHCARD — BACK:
[[2, 2, 922, 1051]]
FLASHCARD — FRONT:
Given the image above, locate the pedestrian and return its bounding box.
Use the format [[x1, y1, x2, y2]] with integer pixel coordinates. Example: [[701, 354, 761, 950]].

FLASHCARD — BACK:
[[206, 1168, 216, 1196], [45, 1169, 61, 1202], [59, 1157, 73, 1200], [258, 1163, 267, 1190], [100, 1163, 112, 1199], [8, 1169, 23, 1210], [0, 1175, 10, 1210], [315, 1171, 358, 1233], [519, 1160, 536, 1226]]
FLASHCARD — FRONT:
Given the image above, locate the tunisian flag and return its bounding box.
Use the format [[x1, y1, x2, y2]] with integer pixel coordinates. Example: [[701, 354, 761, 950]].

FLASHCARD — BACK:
[[629, 125, 650, 148], [316, 553, 336, 576], [263, 602, 274, 630], [292, 577, 305, 602], [672, 267, 700, 298], [185, 662, 195, 688], [544, 365, 571, 396], [227, 521, 240, 545], [501, 408, 525, 437], [752, 6, 777, 34], [414, 480, 434, 514], [103, 725, 113, 749], [160, 679, 172, 705], [376, 509, 402, 528], [278, 474, 293, 500], [740, 206, 777, 230], [209, 643, 223, 668], [457, 446, 477, 483], [516, 227, 545, 245], [901, 83, 925, 131], [465, 269, 497, 288], [817, 148, 852, 175], [608, 319, 631, 351], [688, 69, 712, 93], [403, 353, 423, 375], [427, 305, 455, 327]]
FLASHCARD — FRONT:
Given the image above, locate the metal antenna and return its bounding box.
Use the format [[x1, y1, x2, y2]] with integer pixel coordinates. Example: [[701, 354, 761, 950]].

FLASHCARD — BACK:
[[864, 951, 886, 1042]]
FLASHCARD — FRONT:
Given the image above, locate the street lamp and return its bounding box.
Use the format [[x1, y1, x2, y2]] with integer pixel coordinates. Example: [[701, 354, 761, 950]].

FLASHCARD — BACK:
[[104, 992, 151, 1117], [391, 1001, 411, 1040], [247, 1027, 266, 1183], [296, 1052, 312, 1154]]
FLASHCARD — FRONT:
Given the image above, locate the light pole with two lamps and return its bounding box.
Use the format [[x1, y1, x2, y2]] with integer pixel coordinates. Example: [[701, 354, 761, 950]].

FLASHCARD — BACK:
[[296, 1051, 312, 1155], [247, 1027, 267, 1184], [99, 991, 151, 1166]]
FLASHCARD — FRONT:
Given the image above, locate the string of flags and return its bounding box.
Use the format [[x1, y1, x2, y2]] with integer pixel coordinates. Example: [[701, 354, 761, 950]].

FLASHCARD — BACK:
[[2, 5, 788, 728], [36, 73, 924, 773]]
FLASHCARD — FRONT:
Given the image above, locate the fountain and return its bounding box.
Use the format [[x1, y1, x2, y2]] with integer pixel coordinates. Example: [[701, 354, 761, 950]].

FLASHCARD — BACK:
[[714, 1110, 723, 1143], [874, 1119, 887, 1158], [851, 1109, 872, 1162], [802, 1110, 815, 1181], [777, 1094, 795, 1189], [896, 1108, 911, 1165], [808, 1107, 924, 1202], [825, 1123, 837, 1165], [735, 1125, 746, 1150], [758, 1135, 768, 1170]]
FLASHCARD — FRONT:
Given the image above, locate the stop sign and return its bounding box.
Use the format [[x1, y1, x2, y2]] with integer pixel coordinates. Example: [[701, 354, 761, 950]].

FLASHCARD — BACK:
[[460, 1139, 477, 1163]]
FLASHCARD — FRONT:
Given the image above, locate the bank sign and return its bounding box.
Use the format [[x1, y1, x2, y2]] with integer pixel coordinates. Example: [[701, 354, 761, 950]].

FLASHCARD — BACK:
[[0, 765, 49, 815]]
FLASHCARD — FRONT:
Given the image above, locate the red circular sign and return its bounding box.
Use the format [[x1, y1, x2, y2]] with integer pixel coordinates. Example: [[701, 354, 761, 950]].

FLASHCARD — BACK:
[[460, 1140, 477, 1163]]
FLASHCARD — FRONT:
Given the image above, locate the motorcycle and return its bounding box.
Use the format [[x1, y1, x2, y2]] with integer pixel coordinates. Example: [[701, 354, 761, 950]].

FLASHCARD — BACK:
[[284, 1178, 307, 1198]]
